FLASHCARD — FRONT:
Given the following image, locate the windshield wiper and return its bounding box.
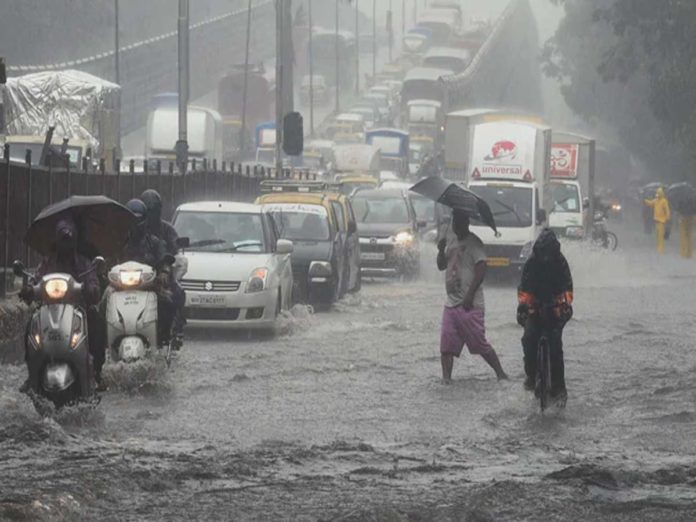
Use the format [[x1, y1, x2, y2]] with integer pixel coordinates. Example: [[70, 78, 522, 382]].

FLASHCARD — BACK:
[[494, 199, 523, 225], [225, 240, 264, 252], [189, 239, 226, 248]]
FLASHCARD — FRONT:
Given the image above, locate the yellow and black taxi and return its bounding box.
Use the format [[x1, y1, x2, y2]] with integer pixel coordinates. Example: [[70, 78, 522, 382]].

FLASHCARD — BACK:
[[255, 180, 360, 308], [350, 187, 424, 279], [332, 174, 379, 196]]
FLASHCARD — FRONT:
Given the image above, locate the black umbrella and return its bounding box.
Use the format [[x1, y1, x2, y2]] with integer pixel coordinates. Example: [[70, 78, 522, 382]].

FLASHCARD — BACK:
[[27, 195, 136, 257], [667, 182, 696, 216], [410, 176, 497, 233]]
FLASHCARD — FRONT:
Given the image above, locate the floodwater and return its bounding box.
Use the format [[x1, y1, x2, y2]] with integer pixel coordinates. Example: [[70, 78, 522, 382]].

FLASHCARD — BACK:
[[2, 221, 696, 521]]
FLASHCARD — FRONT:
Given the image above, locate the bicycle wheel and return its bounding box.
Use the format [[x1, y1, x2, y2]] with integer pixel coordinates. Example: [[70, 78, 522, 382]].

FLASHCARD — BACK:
[[537, 337, 551, 412], [606, 231, 618, 251]]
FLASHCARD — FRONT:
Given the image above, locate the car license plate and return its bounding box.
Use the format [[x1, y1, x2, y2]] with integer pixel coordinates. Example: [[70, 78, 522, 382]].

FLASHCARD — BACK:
[[189, 294, 226, 307], [486, 257, 510, 267], [361, 252, 385, 261]]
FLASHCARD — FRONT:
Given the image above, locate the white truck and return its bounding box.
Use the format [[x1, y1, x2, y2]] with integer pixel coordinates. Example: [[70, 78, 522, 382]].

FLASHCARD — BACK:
[[146, 105, 223, 164], [466, 120, 552, 271], [549, 132, 596, 239], [332, 144, 381, 178]]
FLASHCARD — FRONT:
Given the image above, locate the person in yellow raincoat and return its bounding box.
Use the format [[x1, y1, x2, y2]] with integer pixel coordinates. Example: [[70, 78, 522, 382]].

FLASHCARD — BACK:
[[644, 187, 671, 254]]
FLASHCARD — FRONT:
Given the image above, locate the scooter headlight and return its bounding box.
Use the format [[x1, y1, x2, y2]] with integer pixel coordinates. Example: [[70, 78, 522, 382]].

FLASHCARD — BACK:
[[44, 278, 68, 300], [246, 268, 268, 293], [119, 270, 143, 288]]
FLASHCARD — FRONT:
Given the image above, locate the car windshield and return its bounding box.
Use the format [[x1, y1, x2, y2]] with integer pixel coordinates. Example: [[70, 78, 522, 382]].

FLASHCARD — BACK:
[[352, 195, 410, 224], [268, 208, 331, 241], [411, 195, 436, 222], [174, 211, 266, 253], [552, 182, 581, 213], [469, 185, 533, 228]]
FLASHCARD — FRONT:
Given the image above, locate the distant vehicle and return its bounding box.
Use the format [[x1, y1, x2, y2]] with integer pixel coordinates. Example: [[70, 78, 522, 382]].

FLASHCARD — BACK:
[[348, 105, 380, 130], [422, 47, 472, 74], [173, 202, 294, 329], [146, 105, 223, 164], [363, 92, 393, 123], [305, 139, 336, 169], [300, 74, 329, 105], [310, 29, 356, 90], [324, 113, 365, 140], [351, 188, 424, 279], [366, 128, 410, 177], [254, 121, 277, 167], [416, 9, 460, 45], [333, 174, 379, 196], [218, 65, 273, 159], [401, 67, 452, 110], [407, 99, 444, 144], [402, 30, 431, 59], [4, 135, 87, 168], [333, 144, 382, 178], [408, 136, 435, 175]]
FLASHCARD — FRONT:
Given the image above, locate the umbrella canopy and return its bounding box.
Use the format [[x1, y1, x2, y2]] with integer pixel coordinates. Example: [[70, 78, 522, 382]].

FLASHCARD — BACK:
[[667, 182, 696, 216], [27, 195, 136, 257], [410, 176, 497, 232]]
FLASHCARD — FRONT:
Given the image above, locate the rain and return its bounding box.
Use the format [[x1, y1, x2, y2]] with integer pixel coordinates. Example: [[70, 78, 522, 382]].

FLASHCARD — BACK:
[[1, 1, 696, 520]]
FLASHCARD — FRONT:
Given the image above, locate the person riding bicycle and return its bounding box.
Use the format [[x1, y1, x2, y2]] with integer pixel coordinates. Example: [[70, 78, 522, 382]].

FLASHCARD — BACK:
[[517, 228, 573, 401]]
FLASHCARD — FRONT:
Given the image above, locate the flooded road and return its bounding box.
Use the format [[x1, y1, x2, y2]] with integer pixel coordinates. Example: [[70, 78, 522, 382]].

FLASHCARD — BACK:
[[3, 229, 696, 520]]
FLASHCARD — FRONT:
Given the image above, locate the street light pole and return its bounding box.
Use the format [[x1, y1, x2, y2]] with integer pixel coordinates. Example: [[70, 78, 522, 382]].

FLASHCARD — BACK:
[[114, 0, 121, 162], [334, 0, 340, 114], [239, 0, 253, 159], [355, 0, 359, 96], [372, 0, 376, 83], [308, 0, 314, 137], [176, 0, 189, 172], [275, 0, 284, 175]]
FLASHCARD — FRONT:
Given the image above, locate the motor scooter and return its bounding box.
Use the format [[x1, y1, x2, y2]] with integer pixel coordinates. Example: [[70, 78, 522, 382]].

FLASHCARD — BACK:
[[14, 257, 103, 409]]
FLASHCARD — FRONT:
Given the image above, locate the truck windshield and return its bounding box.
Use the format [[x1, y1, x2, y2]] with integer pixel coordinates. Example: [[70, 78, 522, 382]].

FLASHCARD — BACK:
[[469, 185, 533, 228], [552, 182, 580, 213], [174, 212, 267, 253]]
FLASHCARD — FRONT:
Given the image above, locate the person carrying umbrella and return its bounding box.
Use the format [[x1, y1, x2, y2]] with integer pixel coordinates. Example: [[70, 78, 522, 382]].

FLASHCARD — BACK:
[[411, 177, 507, 383], [644, 187, 671, 255]]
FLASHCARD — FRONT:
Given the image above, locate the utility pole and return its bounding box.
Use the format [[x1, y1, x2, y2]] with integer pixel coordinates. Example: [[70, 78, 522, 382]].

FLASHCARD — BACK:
[[388, 0, 393, 63], [334, 0, 340, 114], [355, 0, 360, 95], [308, 0, 314, 137], [176, 0, 189, 172], [372, 0, 376, 83], [114, 0, 121, 161], [402, 0, 406, 42], [239, 0, 253, 159], [275, 0, 284, 175]]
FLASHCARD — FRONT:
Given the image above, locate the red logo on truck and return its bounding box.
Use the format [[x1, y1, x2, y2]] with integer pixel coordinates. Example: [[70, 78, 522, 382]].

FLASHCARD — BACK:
[[485, 140, 517, 162]]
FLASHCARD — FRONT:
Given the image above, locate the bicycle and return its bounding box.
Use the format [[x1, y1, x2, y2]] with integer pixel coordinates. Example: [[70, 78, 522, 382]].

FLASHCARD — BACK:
[[534, 303, 567, 412]]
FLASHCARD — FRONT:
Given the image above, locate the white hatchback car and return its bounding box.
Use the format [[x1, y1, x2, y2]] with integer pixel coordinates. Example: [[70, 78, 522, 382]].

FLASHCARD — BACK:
[[172, 202, 294, 329]]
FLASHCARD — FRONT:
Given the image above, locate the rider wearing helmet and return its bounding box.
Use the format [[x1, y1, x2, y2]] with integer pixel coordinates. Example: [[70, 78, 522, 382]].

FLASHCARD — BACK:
[[517, 228, 573, 401], [121, 199, 176, 347], [140, 189, 186, 348]]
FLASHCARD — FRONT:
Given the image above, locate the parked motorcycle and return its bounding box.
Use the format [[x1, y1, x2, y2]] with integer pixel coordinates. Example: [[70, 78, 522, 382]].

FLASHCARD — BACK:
[[14, 257, 103, 409], [105, 257, 176, 367]]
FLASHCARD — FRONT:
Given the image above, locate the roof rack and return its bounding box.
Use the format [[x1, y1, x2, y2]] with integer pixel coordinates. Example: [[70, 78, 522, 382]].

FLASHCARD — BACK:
[[259, 179, 330, 194]]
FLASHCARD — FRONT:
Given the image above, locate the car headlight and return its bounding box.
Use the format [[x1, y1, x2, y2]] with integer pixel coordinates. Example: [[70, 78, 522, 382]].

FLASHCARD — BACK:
[[393, 231, 414, 244], [246, 267, 268, 293], [519, 241, 534, 259], [44, 278, 68, 300], [611, 203, 622, 211]]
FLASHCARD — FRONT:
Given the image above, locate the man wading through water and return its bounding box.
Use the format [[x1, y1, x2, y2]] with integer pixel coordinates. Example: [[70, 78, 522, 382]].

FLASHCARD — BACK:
[[437, 209, 508, 383]]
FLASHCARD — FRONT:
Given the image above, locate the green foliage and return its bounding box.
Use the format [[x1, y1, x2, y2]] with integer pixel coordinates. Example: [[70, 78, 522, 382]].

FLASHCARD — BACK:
[[544, 0, 696, 181]]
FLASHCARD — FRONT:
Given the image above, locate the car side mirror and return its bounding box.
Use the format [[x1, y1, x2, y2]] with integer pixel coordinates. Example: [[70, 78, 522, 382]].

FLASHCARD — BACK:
[[276, 239, 294, 254], [536, 208, 547, 225], [582, 197, 590, 209], [12, 260, 25, 277], [416, 220, 428, 229], [176, 236, 190, 249], [348, 221, 357, 234]]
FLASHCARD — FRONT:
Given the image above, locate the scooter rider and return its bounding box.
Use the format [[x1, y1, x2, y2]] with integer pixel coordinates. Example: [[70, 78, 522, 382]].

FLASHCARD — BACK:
[[19, 217, 106, 390], [517, 229, 573, 402], [121, 199, 176, 348], [140, 189, 186, 348]]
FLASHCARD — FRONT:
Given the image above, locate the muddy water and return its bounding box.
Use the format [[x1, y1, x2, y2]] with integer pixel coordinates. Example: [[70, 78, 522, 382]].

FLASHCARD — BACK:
[[2, 226, 696, 520]]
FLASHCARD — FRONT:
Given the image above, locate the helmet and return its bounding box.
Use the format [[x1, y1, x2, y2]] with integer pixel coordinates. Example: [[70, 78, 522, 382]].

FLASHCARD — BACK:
[[126, 198, 147, 223], [140, 189, 162, 222], [533, 228, 561, 260]]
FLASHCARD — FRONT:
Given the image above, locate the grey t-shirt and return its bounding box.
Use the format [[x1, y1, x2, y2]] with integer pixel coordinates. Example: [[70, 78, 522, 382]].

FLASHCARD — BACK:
[[444, 233, 487, 309]]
